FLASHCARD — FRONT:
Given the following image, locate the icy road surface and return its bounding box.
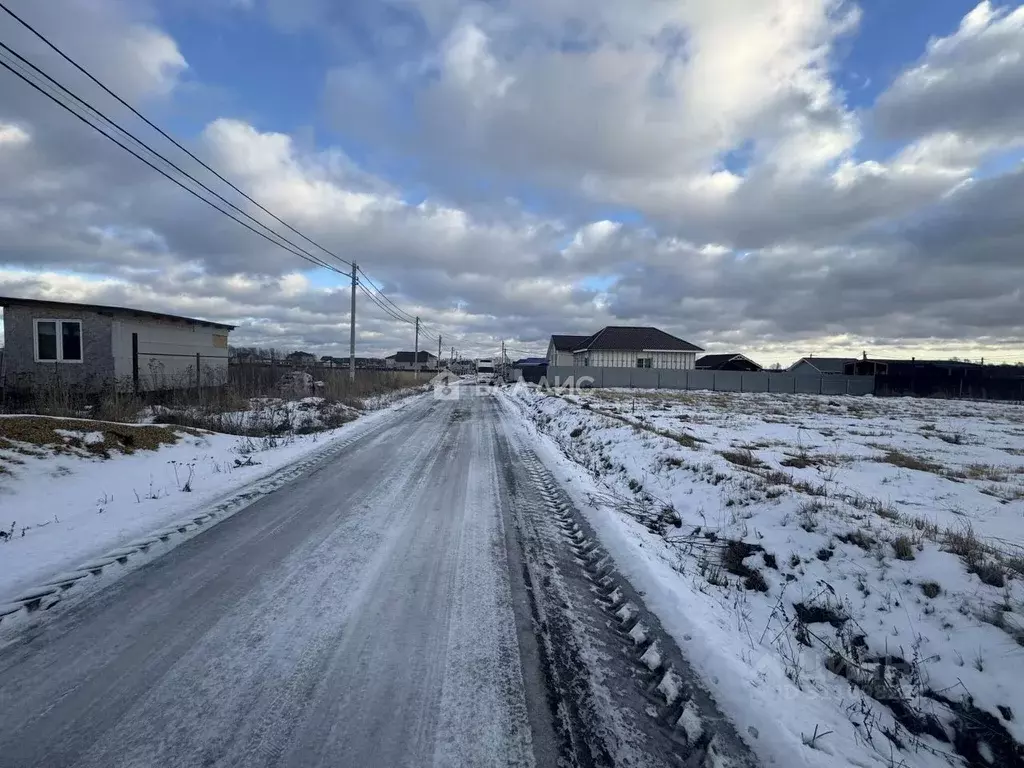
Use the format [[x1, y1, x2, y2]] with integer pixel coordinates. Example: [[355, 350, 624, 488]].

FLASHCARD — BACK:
[[0, 392, 753, 767]]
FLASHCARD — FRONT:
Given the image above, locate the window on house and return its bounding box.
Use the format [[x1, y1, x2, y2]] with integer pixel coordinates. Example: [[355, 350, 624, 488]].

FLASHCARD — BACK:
[[62, 322, 82, 361], [636, 357, 652, 368], [35, 319, 82, 362], [36, 321, 57, 361]]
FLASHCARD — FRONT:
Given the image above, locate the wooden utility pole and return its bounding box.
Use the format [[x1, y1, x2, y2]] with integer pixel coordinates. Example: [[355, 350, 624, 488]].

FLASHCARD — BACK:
[[349, 263, 357, 381], [438, 334, 442, 371], [414, 316, 420, 380]]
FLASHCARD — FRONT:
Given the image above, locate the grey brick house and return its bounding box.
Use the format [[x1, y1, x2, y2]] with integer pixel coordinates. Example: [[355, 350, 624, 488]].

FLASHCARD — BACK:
[[0, 297, 234, 394]]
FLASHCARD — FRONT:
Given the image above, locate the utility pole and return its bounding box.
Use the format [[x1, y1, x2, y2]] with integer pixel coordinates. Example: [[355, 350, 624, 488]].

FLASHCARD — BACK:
[[349, 263, 357, 381], [414, 316, 420, 380], [438, 334, 442, 371], [501, 340, 506, 381]]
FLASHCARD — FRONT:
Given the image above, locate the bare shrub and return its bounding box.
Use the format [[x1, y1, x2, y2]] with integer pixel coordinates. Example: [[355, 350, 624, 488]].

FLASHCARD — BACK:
[[781, 453, 818, 469], [760, 469, 794, 486], [837, 528, 876, 550], [892, 535, 916, 561], [721, 540, 769, 592], [973, 561, 1007, 588], [720, 448, 765, 468], [793, 480, 828, 497], [920, 581, 941, 599], [878, 449, 942, 474]]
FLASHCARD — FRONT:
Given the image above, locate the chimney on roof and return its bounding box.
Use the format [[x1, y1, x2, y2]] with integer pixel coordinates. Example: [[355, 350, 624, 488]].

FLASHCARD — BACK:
[[862, 350, 867, 360]]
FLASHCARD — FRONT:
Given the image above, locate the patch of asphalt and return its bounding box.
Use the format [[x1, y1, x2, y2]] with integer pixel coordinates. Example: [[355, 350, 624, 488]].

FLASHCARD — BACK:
[[0, 395, 427, 636]]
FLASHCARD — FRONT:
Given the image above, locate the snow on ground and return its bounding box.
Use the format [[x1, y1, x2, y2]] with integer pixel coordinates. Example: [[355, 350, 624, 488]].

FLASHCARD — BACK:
[[0, 393, 421, 599], [504, 386, 1024, 768], [142, 396, 361, 434]]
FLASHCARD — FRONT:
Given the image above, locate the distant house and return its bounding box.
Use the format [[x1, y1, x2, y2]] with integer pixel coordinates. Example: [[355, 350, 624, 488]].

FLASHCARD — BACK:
[[547, 335, 589, 367], [0, 296, 233, 393], [286, 350, 317, 364], [320, 355, 384, 369], [449, 359, 476, 375], [787, 357, 856, 375], [385, 350, 438, 370], [513, 357, 548, 384], [572, 326, 703, 369], [696, 353, 763, 372], [845, 358, 983, 376]]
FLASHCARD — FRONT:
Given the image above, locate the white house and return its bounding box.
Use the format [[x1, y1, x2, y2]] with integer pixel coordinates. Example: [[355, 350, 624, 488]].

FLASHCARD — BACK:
[[546, 334, 589, 367], [571, 326, 703, 369]]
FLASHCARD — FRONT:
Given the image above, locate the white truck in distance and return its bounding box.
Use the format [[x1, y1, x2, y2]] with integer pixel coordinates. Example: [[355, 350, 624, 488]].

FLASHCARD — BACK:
[[476, 358, 495, 384]]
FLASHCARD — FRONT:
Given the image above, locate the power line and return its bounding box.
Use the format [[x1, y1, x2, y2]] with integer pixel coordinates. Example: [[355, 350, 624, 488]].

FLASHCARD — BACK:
[[0, 0, 352, 272], [0, 2, 451, 346], [357, 282, 418, 326], [0, 41, 346, 277], [0, 52, 347, 275], [356, 267, 418, 325], [357, 277, 444, 347]]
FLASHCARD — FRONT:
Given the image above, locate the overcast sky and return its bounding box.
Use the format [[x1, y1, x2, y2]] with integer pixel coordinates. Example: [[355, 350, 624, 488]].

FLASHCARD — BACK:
[[0, 0, 1022, 364]]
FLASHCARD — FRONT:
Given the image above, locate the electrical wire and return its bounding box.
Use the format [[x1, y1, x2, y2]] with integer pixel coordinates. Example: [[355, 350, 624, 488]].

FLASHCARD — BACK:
[[0, 0, 352, 272], [356, 267, 418, 325], [357, 282, 417, 326], [0, 2, 455, 341], [0, 53, 348, 275], [0, 41, 346, 276]]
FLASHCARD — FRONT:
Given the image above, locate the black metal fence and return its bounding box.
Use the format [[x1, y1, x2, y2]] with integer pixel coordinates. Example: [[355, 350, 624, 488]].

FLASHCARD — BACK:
[[875, 369, 1024, 401]]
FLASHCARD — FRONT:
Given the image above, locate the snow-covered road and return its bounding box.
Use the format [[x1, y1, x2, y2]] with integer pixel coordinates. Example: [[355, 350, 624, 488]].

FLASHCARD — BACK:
[[0, 390, 752, 768]]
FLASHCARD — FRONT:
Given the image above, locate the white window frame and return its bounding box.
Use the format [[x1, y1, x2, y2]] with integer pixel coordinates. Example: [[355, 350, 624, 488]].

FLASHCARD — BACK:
[[33, 319, 84, 363]]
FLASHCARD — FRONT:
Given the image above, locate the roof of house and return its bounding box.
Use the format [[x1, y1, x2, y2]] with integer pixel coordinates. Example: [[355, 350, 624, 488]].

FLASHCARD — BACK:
[[857, 358, 984, 368], [386, 350, 437, 362], [695, 353, 761, 369], [550, 334, 590, 352], [787, 357, 855, 374], [574, 326, 703, 353], [0, 296, 235, 330], [514, 357, 548, 366]]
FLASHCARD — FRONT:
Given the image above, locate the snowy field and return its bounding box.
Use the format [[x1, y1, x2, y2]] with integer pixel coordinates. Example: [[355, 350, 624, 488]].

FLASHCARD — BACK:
[[505, 387, 1024, 768], [0, 392, 420, 599]]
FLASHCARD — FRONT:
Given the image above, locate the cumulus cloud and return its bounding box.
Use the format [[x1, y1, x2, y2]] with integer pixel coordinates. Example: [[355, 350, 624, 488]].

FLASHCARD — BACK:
[[0, 122, 30, 147], [1, 0, 187, 103], [322, 0, 997, 250], [1, 0, 1023, 363], [874, 2, 1024, 146]]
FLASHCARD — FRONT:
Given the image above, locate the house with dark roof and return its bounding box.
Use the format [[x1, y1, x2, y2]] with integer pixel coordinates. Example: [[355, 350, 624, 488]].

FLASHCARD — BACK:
[[385, 350, 438, 370], [547, 334, 589, 367], [570, 326, 703, 370], [844, 358, 984, 376], [787, 356, 856, 375], [0, 295, 234, 393], [695, 353, 763, 372], [321, 355, 385, 369]]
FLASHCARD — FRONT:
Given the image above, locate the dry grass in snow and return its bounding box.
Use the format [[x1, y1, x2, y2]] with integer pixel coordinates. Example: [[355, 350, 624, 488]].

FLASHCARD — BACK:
[[510, 386, 1024, 768]]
